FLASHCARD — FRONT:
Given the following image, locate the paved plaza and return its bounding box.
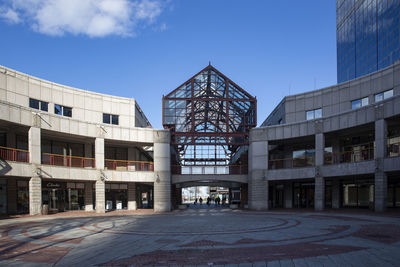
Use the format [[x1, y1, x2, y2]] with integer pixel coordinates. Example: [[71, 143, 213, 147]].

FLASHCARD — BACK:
[[0, 208, 400, 266]]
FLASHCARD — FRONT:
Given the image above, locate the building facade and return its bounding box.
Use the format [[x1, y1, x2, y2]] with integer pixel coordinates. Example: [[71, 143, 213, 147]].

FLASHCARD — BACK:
[[337, 0, 400, 83], [0, 65, 172, 215], [0, 59, 399, 215], [257, 61, 400, 211]]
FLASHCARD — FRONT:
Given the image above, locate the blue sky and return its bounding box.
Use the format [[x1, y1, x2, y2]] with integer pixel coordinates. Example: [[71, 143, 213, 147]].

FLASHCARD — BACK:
[[0, 0, 337, 128]]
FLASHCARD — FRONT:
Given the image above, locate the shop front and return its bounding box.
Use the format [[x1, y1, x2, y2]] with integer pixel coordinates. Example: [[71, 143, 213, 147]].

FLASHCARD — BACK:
[[105, 183, 128, 210], [42, 181, 85, 213], [293, 182, 315, 208], [341, 178, 374, 208]]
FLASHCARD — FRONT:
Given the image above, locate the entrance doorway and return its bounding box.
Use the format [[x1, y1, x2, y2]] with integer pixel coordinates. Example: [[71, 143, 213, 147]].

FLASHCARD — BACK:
[[293, 182, 314, 208]]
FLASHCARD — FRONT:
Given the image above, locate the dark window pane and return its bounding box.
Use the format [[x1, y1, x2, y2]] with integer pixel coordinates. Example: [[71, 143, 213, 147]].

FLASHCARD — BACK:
[[29, 98, 39, 109], [40, 101, 48, 112], [63, 106, 72, 117], [103, 113, 110, 124], [54, 104, 62, 115], [112, 115, 119, 125]]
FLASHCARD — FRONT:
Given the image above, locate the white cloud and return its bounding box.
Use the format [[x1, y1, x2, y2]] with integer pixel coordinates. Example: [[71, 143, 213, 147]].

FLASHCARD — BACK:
[[0, 7, 21, 23], [0, 0, 166, 37]]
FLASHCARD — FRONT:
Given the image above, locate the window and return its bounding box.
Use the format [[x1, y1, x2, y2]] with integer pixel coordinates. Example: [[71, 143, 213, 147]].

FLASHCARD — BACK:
[[306, 108, 322, 120], [278, 119, 283, 125], [29, 98, 48, 112], [54, 104, 72, 117], [375, 89, 393, 102], [103, 113, 119, 125], [351, 97, 368, 109]]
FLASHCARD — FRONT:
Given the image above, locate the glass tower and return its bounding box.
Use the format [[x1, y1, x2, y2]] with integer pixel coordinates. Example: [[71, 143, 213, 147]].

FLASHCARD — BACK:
[[337, 0, 400, 83]]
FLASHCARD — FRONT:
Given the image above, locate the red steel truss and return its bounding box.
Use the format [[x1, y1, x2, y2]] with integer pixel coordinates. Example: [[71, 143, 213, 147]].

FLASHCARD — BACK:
[[162, 65, 256, 168]]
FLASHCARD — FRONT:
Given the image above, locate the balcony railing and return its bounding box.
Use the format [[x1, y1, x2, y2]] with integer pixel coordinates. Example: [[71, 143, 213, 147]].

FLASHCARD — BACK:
[[105, 159, 154, 171], [41, 153, 95, 168], [324, 147, 374, 165], [268, 156, 315, 169], [172, 165, 248, 175], [387, 142, 400, 157], [0, 146, 29, 163]]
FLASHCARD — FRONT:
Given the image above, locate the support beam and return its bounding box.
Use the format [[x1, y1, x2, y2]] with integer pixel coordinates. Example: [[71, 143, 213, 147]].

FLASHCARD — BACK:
[[153, 130, 171, 212], [29, 176, 42, 215], [248, 138, 269, 210], [375, 118, 387, 212], [29, 127, 41, 165], [95, 138, 104, 170], [95, 180, 105, 213], [128, 182, 137, 210], [314, 132, 325, 211]]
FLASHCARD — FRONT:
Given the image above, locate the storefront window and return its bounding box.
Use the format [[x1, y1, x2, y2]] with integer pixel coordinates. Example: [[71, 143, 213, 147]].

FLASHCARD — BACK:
[[42, 181, 85, 212], [105, 183, 128, 210], [342, 179, 374, 208]]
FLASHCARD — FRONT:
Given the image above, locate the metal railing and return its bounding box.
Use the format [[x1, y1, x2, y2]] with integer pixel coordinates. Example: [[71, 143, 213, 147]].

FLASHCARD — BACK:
[[172, 165, 248, 175], [387, 142, 400, 157], [41, 153, 95, 168], [105, 159, 154, 171], [324, 147, 374, 164], [268, 156, 315, 169], [0, 146, 29, 163]]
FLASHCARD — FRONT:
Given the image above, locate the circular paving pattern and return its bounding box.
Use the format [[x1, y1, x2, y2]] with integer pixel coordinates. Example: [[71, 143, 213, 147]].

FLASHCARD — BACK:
[[0, 209, 399, 266]]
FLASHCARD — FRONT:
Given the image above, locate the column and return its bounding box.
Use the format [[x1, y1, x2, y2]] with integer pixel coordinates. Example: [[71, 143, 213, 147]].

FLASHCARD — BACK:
[[314, 132, 325, 211], [29, 127, 41, 165], [128, 182, 137, 210], [128, 147, 136, 171], [153, 130, 171, 212], [95, 138, 104, 170], [85, 182, 93, 211], [248, 137, 269, 210], [95, 180, 105, 213], [375, 118, 387, 212], [284, 182, 293, 208], [332, 179, 340, 209], [29, 176, 42, 215]]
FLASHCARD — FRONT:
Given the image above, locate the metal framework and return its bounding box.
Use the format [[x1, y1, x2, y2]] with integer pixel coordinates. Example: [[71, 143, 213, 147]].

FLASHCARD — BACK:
[[162, 65, 257, 169]]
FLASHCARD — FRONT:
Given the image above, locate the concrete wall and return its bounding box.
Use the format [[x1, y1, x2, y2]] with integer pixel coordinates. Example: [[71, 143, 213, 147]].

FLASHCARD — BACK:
[[262, 61, 400, 126], [0, 65, 151, 128]]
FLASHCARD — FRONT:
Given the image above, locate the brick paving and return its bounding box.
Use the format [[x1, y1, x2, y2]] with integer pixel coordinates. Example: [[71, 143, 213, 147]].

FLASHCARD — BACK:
[[0, 208, 399, 266]]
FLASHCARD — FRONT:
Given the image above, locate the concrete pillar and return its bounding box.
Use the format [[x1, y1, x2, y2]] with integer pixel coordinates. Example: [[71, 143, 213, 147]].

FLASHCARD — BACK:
[[95, 138, 104, 170], [85, 182, 93, 211], [7, 179, 17, 214], [375, 118, 387, 212], [128, 182, 137, 210], [153, 130, 171, 212], [332, 179, 340, 209], [95, 180, 105, 213], [28, 127, 41, 165], [248, 137, 269, 210], [284, 182, 293, 208], [29, 176, 42, 215], [315, 133, 325, 211]]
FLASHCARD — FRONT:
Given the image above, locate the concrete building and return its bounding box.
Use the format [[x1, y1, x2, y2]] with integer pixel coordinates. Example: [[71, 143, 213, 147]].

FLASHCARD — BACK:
[[258, 60, 400, 211], [0, 65, 171, 215], [0, 59, 399, 215]]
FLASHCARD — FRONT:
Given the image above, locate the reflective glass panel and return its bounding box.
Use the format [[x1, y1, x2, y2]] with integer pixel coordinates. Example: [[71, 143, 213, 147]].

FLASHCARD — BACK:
[[306, 110, 314, 120], [314, 109, 322, 118]]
